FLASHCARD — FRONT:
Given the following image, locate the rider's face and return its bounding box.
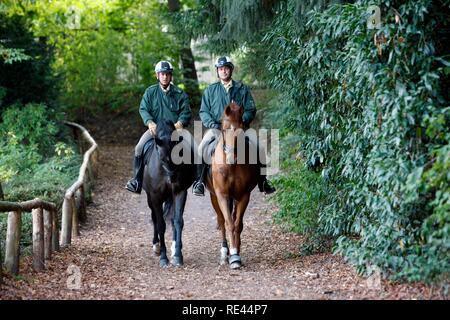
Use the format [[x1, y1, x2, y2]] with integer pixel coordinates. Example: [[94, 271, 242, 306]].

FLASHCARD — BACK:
[[217, 66, 232, 81], [157, 72, 172, 87]]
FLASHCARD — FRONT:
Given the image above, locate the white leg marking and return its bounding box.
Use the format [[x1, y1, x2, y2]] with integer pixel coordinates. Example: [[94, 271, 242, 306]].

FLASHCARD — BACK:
[[220, 247, 228, 265], [153, 243, 160, 255], [171, 241, 176, 258]]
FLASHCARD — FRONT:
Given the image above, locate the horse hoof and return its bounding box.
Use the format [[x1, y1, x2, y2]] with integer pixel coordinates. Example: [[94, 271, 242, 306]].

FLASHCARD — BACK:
[[171, 256, 184, 267], [153, 243, 161, 255], [219, 257, 228, 266], [229, 254, 241, 269], [160, 259, 169, 268]]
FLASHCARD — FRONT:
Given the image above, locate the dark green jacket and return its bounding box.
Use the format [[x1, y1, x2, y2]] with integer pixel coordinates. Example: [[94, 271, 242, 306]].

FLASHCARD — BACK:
[[199, 80, 257, 129], [139, 84, 192, 126]]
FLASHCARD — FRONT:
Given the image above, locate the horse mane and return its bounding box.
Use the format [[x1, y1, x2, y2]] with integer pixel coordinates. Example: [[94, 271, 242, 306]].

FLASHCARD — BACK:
[[222, 102, 244, 129], [156, 119, 175, 139]]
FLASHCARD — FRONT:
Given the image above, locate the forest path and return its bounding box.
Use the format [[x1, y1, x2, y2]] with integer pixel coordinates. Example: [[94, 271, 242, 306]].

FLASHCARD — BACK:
[[0, 108, 439, 300], [1, 143, 436, 299]]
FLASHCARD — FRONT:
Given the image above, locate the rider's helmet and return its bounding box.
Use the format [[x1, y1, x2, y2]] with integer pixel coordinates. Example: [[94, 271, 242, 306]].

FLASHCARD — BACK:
[[154, 60, 174, 74], [214, 56, 234, 70]]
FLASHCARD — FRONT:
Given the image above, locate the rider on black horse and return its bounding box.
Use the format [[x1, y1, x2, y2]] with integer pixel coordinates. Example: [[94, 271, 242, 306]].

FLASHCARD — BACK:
[[192, 56, 276, 196], [125, 61, 192, 194]]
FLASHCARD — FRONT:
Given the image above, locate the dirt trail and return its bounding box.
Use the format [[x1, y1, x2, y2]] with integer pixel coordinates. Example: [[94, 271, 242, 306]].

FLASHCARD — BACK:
[[1, 141, 440, 300], [0, 111, 442, 300]]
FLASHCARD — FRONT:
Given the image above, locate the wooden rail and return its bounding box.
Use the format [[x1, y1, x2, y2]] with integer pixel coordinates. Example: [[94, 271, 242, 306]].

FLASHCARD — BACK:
[[60, 121, 99, 246], [0, 122, 98, 276]]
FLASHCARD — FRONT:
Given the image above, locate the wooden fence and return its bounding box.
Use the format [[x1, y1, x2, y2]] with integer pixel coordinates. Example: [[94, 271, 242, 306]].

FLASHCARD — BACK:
[[0, 121, 98, 278]]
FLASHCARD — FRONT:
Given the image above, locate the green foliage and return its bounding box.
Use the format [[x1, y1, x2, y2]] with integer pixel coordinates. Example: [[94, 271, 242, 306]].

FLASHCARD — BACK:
[[1, 1, 185, 116], [272, 160, 323, 234], [0, 11, 57, 111], [0, 46, 30, 64], [0, 103, 79, 197], [0, 102, 80, 257], [0, 212, 33, 258], [26, 0, 183, 115], [262, 0, 449, 283], [4, 151, 81, 203], [0, 103, 60, 155]]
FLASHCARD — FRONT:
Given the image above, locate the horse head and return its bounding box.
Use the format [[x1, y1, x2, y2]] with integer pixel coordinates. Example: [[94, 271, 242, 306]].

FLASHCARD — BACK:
[[221, 102, 245, 164], [154, 119, 183, 179]]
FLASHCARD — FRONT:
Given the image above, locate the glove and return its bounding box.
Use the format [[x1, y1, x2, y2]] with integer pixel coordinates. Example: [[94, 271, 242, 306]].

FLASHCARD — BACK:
[[174, 121, 183, 130], [211, 123, 221, 130], [148, 121, 157, 135]]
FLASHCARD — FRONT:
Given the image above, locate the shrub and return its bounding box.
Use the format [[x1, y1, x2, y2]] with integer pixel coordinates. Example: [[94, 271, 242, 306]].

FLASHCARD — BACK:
[[263, 0, 449, 283]]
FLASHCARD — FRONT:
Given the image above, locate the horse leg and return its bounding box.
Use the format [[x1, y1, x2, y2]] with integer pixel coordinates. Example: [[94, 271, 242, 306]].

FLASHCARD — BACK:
[[234, 193, 250, 257], [171, 191, 187, 267], [151, 201, 168, 267], [211, 193, 228, 265], [163, 201, 176, 258], [148, 196, 160, 255], [216, 193, 240, 269]]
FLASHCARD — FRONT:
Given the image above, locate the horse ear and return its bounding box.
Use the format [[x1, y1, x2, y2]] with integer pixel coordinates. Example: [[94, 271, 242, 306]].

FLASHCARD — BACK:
[[225, 105, 232, 116], [239, 106, 244, 116], [155, 137, 163, 146]]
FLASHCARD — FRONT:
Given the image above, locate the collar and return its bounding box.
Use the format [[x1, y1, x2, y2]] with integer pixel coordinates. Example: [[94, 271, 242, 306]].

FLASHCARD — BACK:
[[221, 79, 233, 92], [160, 83, 171, 93]]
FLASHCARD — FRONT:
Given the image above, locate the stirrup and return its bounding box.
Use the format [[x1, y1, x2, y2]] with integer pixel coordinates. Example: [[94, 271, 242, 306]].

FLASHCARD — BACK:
[[125, 180, 141, 194], [261, 180, 276, 195], [192, 181, 205, 196]]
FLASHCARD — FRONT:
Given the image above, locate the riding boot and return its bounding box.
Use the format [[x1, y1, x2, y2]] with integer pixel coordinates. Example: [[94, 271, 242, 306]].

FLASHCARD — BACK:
[[192, 163, 208, 196], [257, 166, 276, 195], [258, 176, 276, 194], [125, 155, 144, 194]]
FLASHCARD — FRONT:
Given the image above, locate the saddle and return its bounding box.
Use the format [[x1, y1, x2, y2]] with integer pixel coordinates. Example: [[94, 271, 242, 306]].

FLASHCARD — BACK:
[[142, 137, 155, 165], [203, 136, 219, 164], [203, 134, 252, 165]]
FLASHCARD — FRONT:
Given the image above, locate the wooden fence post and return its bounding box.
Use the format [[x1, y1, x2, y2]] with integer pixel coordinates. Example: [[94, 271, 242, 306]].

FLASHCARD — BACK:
[[92, 149, 99, 178], [71, 197, 79, 238], [76, 186, 87, 223], [43, 209, 53, 260], [52, 209, 60, 252], [5, 211, 21, 275], [61, 197, 72, 246], [32, 208, 45, 271]]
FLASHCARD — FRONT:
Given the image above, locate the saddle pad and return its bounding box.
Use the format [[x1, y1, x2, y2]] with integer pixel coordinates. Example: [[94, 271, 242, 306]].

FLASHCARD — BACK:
[[142, 138, 155, 165]]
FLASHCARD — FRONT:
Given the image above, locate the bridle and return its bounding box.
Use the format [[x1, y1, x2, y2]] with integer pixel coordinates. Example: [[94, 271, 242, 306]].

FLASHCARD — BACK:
[[221, 126, 240, 157], [155, 139, 178, 178]]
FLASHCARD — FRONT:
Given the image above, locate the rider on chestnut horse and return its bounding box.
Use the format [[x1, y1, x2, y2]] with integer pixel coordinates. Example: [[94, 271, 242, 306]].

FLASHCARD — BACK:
[[192, 56, 276, 196]]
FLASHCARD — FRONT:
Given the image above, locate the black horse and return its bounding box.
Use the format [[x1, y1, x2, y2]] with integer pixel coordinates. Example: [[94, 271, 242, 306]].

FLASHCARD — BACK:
[[142, 119, 197, 267]]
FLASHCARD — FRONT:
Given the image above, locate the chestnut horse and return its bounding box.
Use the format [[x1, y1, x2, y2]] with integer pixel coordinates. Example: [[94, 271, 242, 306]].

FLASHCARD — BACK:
[[205, 102, 259, 269]]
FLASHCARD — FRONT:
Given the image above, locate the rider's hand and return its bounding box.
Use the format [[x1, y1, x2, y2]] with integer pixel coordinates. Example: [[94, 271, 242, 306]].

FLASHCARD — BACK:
[[148, 121, 157, 135], [174, 121, 183, 130]]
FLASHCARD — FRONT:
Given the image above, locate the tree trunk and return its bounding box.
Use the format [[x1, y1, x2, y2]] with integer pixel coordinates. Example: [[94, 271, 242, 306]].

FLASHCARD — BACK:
[[180, 47, 201, 110], [0, 182, 4, 200], [167, 0, 202, 111]]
